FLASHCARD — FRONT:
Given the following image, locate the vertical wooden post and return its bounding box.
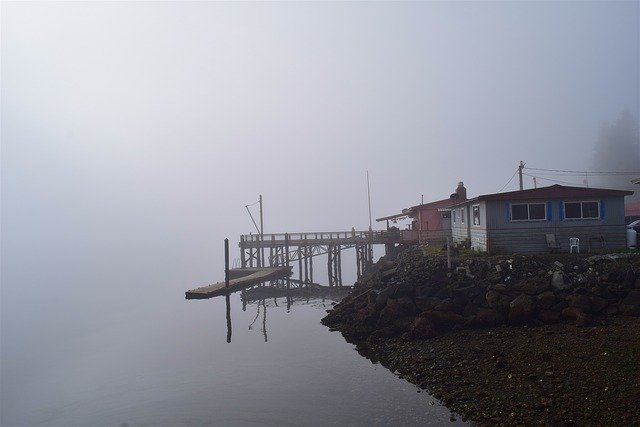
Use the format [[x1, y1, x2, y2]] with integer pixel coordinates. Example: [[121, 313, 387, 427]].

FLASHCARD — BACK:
[[327, 245, 333, 287], [225, 238, 230, 289], [303, 247, 309, 285], [240, 236, 246, 268], [309, 248, 314, 284], [298, 247, 303, 284], [285, 233, 290, 290], [270, 245, 273, 268], [337, 246, 342, 287]]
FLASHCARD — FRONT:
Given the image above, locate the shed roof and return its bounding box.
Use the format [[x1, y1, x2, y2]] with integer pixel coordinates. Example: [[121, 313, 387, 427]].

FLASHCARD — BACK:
[[452, 184, 633, 207], [376, 196, 460, 222]]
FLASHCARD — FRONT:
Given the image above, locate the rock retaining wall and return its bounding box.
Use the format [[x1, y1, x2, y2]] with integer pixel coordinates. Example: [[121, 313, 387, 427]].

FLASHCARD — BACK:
[[322, 248, 640, 341]]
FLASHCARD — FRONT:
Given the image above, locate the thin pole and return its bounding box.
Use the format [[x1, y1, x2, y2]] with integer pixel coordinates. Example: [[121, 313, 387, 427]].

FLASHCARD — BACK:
[[225, 238, 230, 289], [367, 171, 372, 231], [225, 238, 231, 343], [259, 195, 264, 267], [259, 195, 264, 235]]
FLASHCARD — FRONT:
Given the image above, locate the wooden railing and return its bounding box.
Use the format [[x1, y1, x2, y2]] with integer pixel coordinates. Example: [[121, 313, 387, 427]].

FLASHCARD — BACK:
[[240, 229, 451, 247]]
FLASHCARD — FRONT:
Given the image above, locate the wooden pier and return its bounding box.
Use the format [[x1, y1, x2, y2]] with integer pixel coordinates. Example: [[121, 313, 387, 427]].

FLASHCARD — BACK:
[[185, 266, 293, 299], [185, 229, 421, 300], [239, 229, 418, 287]]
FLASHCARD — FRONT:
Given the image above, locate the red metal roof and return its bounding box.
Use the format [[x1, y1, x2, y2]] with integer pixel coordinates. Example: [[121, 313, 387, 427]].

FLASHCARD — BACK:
[[626, 200, 640, 217], [454, 184, 633, 206]]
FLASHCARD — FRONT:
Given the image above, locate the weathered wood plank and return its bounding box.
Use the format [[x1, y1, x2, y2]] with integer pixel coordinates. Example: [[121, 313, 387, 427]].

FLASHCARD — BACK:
[[185, 267, 293, 299]]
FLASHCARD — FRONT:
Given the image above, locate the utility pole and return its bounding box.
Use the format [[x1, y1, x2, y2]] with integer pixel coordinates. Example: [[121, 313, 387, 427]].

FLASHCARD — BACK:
[[533, 176, 537, 189], [366, 171, 372, 231], [518, 161, 525, 191]]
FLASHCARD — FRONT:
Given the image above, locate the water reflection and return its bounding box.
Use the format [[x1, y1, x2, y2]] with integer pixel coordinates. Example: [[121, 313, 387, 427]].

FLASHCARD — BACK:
[[225, 293, 232, 343], [223, 281, 351, 344]]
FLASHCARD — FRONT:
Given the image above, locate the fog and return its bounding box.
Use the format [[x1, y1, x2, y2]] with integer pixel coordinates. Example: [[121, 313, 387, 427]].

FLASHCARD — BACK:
[[1, 1, 639, 423]]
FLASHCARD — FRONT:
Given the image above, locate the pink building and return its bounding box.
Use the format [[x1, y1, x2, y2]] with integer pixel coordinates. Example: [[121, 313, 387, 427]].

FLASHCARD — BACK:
[[377, 182, 467, 244]]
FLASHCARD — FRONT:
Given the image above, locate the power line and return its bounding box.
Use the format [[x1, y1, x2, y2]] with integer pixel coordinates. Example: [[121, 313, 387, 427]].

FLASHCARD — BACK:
[[497, 168, 519, 193], [525, 166, 640, 175], [522, 172, 585, 187], [245, 205, 261, 234]]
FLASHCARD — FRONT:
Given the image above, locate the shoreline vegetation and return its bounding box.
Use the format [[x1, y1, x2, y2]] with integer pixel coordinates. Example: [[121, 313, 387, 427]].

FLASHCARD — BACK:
[[322, 246, 640, 425]]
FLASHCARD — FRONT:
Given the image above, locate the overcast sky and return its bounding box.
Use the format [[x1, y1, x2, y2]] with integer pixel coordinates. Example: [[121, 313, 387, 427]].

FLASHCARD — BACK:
[[2, 1, 639, 285]]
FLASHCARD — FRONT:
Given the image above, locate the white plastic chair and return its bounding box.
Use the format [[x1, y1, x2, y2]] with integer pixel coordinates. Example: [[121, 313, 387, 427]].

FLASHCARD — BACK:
[[570, 237, 579, 253]]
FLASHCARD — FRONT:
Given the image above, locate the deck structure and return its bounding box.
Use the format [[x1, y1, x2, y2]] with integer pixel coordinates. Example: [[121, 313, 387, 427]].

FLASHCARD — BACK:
[[239, 229, 422, 286], [185, 266, 293, 299]]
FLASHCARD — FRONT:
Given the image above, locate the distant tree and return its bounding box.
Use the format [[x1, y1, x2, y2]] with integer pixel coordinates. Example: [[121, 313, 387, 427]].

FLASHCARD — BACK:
[[590, 109, 640, 200]]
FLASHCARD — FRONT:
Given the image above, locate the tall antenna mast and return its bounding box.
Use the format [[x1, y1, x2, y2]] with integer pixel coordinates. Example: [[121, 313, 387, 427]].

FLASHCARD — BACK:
[[259, 195, 264, 236], [367, 171, 372, 231]]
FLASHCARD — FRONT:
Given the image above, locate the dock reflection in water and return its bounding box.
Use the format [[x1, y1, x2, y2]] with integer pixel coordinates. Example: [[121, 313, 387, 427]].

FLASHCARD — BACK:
[[189, 280, 467, 426], [223, 280, 352, 344]]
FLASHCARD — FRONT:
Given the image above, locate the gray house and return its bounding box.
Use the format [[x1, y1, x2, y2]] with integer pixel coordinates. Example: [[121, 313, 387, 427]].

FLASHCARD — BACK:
[[451, 184, 634, 254]]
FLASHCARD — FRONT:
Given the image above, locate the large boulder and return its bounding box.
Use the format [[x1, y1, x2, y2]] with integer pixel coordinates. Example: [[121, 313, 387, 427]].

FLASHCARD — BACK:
[[485, 289, 511, 314], [552, 270, 572, 291], [508, 294, 537, 324]]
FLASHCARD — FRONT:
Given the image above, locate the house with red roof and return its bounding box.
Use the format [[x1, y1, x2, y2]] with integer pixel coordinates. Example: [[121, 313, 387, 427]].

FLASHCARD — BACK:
[[451, 184, 634, 253]]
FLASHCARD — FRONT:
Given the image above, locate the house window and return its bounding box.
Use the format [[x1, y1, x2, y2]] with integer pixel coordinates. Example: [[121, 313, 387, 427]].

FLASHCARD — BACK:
[[441, 211, 451, 219], [511, 203, 546, 221], [452, 210, 457, 223], [472, 205, 480, 225], [460, 208, 465, 224], [564, 201, 599, 219]]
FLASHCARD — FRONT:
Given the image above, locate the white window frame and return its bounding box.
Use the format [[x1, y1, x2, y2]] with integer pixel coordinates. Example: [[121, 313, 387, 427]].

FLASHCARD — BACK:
[[472, 205, 480, 226], [563, 200, 600, 220], [452, 210, 457, 223], [460, 208, 465, 224], [510, 202, 547, 222]]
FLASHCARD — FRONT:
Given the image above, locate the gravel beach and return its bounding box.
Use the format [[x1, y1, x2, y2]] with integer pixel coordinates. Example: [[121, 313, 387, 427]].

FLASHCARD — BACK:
[[322, 248, 640, 425], [357, 316, 640, 425]]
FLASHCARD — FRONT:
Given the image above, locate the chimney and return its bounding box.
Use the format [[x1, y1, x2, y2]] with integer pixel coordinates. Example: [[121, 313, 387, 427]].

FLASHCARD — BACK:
[[456, 182, 467, 201]]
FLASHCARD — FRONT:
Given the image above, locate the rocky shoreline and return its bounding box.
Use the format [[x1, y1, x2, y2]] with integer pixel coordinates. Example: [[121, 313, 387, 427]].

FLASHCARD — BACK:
[[322, 247, 640, 425]]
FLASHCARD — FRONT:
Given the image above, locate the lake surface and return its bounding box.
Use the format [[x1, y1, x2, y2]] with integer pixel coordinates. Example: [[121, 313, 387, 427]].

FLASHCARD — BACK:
[[1, 280, 463, 426]]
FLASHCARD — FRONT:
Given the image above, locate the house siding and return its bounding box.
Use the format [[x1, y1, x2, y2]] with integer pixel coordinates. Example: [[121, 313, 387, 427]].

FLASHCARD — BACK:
[[451, 195, 627, 253], [482, 197, 627, 253]]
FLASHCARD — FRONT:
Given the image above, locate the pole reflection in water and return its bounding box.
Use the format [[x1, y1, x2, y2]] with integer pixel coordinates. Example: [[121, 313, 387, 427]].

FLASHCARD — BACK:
[[246, 298, 269, 342], [225, 293, 232, 343], [261, 299, 267, 342]]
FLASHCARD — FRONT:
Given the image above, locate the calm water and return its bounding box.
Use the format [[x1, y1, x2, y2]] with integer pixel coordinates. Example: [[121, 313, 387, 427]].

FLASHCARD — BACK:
[[1, 280, 463, 426]]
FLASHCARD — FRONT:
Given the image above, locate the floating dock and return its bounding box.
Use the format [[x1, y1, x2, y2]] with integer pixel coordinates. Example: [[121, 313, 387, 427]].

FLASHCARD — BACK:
[[185, 266, 293, 299]]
